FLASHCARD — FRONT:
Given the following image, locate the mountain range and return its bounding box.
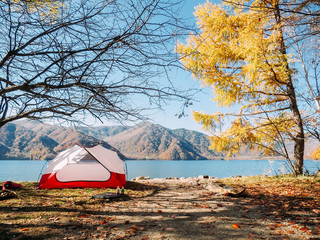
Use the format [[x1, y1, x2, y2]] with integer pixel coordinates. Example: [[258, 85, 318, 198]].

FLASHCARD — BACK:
[[0, 120, 222, 160], [0, 119, 318, 160]]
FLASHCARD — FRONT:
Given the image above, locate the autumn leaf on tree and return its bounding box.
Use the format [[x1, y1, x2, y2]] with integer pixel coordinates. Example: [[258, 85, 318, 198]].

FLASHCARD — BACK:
[[175, 0, 317, 175]]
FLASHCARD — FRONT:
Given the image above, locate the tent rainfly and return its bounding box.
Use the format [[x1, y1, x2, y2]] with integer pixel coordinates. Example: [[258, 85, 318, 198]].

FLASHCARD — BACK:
[[38, 145, 126, 189]]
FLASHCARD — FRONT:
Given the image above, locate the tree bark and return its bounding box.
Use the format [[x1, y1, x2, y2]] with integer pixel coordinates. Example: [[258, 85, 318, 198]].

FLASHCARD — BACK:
[[274, 3, 305, 175]]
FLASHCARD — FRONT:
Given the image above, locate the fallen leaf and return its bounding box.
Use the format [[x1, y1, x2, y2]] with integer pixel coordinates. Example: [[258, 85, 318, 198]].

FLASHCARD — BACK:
[[157, 210, 163, 213], [131, 225, 140, 230], [268, 224, 277, 230], [299, 226, 308, 231], [232, 224, 240, 229], [165, 228, 175, 231], [20, 228, 30, 231], [217, 204, 223, 207]]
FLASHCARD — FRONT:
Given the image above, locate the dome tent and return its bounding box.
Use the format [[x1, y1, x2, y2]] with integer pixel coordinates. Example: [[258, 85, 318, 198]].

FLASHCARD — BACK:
[[38, 144, 126, 189]]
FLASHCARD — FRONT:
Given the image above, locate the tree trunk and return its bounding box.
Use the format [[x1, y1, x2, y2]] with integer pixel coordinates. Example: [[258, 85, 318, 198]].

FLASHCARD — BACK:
[[288, 82, 305, 175], [274, 3, 304, 175]]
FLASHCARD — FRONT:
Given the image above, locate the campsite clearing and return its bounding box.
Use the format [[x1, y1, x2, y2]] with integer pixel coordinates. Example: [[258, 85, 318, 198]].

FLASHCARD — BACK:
[[0, 175, 320, 240]]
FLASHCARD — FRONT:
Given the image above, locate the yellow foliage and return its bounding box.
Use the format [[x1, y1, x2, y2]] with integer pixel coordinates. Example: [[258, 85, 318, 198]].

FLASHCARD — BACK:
[[9, 0, 65, 19], [192, 111, 225, 131], [205, 114, 294, 159], [176, 1, 290, 108], [311, 146, 320, 160], [176, 0, 297, 157]]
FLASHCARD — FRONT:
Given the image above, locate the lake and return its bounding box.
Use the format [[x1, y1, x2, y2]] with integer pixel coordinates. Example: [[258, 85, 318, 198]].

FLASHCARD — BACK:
[[1, 159, 320, 182]]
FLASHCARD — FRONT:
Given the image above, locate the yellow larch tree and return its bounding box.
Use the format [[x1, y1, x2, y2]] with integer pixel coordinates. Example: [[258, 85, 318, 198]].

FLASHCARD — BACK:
[[176, 0, 306, 175]]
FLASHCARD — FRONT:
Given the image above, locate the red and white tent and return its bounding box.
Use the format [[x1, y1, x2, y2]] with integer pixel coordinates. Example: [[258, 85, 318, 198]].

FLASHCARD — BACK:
[[38, 144, 126, 189]]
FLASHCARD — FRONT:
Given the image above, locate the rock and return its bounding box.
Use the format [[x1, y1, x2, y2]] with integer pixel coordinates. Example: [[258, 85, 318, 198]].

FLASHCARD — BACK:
[[205, 182, 237, 194], [198, 175, 209, 179], [152, 178, 163, 181], [136, 176, 145, 180], [164, 177, 178, 180], [315, 170, 320, 177]]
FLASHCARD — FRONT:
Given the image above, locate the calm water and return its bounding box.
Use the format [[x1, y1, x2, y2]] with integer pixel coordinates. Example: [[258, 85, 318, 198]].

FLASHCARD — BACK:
[[0, 159, 319, 182]]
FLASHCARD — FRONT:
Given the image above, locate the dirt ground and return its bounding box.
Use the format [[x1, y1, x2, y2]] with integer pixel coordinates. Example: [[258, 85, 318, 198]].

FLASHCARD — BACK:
[[97, 178, 319, 240], [1, 177, 320, 240]]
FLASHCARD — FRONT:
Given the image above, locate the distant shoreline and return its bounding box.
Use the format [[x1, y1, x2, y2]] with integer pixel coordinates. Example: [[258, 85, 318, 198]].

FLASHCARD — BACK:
[[0, 158, 290, 161]]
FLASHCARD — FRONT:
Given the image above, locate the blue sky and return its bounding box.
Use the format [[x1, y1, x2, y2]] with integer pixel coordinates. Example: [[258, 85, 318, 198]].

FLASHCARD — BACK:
[[82, 0, 318, 145], [87, 0, 222, 133], [148, 0, 220, 133]]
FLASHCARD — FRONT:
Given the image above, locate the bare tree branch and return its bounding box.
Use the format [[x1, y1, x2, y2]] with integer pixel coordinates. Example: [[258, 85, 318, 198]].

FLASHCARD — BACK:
[[0, 0, 195, 128]]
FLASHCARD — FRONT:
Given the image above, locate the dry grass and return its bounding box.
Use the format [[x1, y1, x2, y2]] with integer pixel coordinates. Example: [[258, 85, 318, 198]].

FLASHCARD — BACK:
[[0, 181, 158, 240], [1, 176, 320, 240]]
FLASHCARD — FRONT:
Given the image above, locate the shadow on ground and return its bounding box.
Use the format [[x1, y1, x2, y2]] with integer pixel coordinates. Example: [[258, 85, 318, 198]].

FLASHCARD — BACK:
[[0, 180, 319, 240]]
